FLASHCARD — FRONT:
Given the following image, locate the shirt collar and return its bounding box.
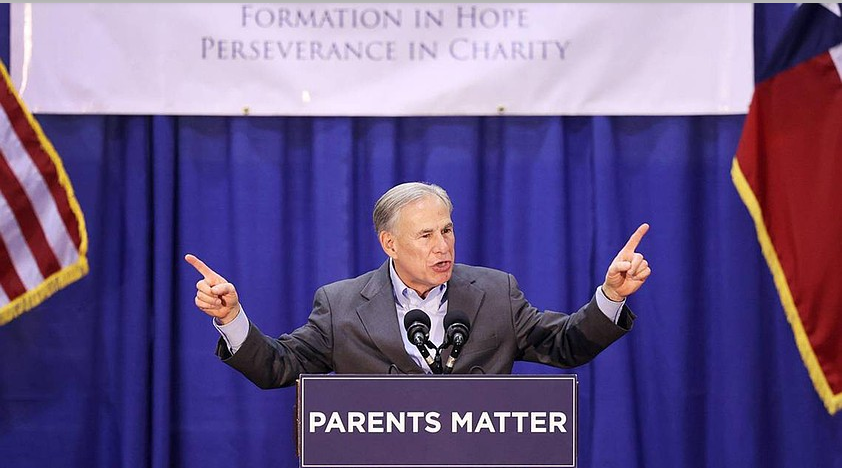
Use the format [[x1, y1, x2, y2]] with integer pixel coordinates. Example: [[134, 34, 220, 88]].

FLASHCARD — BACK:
[[389, 258, 448, 308]]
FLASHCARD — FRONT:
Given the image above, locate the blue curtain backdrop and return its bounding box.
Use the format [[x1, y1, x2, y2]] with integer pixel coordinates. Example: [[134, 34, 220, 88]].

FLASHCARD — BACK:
[[2, 4, 841, 468]]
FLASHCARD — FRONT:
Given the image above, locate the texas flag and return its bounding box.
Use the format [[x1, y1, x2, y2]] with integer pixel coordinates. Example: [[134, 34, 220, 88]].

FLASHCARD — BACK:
[[732, 4, 842, 414]]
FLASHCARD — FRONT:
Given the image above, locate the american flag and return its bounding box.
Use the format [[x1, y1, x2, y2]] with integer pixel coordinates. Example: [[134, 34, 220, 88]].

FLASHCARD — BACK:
[[0, 61, 88, 325]]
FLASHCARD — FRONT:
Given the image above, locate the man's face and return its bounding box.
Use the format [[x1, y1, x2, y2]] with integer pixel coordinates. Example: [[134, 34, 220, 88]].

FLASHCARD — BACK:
[[380, 196, 455, 297]]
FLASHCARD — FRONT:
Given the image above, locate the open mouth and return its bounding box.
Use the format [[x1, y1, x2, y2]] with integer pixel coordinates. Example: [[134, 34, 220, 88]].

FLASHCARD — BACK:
[[431, 260, 452, 272]]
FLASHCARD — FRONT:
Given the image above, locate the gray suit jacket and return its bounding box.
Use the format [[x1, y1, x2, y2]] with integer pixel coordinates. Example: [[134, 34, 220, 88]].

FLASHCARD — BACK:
[[218, 261, 634, 388]]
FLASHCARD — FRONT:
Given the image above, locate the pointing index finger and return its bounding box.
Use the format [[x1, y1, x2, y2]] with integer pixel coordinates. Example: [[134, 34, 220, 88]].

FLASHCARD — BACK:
[[621, 223, 650, 254], [184, 253, 223, 282]]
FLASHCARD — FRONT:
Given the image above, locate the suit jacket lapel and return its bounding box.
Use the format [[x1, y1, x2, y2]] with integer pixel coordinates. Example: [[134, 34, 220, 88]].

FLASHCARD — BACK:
[[356, 261, 423, 373], [440, 265, 485, 369]]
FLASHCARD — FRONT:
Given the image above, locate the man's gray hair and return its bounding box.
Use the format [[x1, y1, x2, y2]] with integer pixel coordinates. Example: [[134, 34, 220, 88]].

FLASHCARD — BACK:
[[373, 182, 453, 234]]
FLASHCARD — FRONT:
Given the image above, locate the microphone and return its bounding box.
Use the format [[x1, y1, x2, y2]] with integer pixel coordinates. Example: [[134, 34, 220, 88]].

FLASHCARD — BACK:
[[443, 310, 471, 374], [404, 309, 440, 373], [404, 309, 431, 346]]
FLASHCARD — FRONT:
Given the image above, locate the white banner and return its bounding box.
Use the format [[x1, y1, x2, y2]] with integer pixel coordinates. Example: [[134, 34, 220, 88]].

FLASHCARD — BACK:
[[10, 3, 753, 116]]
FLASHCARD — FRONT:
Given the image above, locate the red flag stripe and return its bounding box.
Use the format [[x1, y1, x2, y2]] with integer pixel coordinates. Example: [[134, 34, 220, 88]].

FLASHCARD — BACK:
[[0, 82, 82, 249], [0, 147, 61, 279], [0, 232, 28, 302], [0, 191, 46, 291]]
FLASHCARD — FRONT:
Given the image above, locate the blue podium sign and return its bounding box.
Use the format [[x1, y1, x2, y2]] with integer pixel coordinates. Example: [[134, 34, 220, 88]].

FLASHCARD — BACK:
[[298, 374, 577, 467]]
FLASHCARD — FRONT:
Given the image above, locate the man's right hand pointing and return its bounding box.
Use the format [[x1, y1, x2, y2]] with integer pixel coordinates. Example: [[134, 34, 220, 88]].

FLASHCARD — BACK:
[[185, 254, 241, 325]]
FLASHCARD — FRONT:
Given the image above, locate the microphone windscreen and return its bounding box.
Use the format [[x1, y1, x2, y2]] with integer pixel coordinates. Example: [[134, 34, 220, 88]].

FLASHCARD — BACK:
[[444, 310, 470, 330], [404, 309, 431, 330]]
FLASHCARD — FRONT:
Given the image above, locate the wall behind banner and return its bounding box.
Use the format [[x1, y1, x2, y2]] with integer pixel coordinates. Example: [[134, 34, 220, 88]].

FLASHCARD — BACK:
[[2, 4, 841, 468]]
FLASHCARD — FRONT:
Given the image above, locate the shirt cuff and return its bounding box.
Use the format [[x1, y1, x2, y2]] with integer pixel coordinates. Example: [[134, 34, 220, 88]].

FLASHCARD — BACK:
[[595, 287, 625, 324], [213, 306, 249, 354]]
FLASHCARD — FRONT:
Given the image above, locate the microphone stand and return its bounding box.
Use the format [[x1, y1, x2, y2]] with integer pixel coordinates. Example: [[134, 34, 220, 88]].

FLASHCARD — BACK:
[[433, 342, 444, 374], [432, 340, 455, 375], [418, 340, 443, 374]]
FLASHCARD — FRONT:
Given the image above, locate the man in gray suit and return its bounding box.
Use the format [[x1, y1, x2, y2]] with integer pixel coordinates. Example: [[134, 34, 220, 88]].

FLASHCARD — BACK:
[[186, 182, 650, 388]]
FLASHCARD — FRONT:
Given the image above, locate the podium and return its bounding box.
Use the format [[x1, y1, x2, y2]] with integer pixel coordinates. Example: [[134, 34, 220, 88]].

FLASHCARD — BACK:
[[297, 374, 577, 467]]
